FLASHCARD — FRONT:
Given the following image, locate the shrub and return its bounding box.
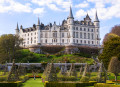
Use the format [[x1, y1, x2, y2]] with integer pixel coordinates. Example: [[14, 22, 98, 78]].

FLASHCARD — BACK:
[[94, 83, 120, 87], [0, 81, 22, 87], [58, 76, 76, 81], [40, 45, 65, 54], [80, 76, 89, 82], [45, 82, 95, 87], [89, 76, 99, 81]]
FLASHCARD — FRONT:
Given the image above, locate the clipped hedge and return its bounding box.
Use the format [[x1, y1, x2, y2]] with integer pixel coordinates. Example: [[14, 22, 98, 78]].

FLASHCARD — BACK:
[[94, 83, 120, 87], [0, 81, 22, 87], [58, 76, 76, 81], [45, 82, 96, 87]]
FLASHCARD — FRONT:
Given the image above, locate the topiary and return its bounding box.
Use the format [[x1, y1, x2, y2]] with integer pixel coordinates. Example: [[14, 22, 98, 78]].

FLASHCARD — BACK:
[[80, 76, 89, 82]]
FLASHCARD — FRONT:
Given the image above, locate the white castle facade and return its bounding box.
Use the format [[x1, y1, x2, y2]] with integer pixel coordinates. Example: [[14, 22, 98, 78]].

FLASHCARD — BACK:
[[15, 7, 101, 49]]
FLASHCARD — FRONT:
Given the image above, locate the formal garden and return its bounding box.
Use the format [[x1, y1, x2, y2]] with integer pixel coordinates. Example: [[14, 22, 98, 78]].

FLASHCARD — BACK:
[[0, 56, 120, 87]]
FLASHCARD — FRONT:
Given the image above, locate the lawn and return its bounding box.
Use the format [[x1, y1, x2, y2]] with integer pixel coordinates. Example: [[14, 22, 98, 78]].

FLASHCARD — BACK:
[[21, 78, 44, 87]]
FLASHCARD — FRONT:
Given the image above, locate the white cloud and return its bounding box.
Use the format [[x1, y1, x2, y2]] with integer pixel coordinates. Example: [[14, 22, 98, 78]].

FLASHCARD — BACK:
[[48, 4, 61, 11], [75, 0, 120, 20], [0, 0, 32, 13], [75, 9, 87, 19], [33, 8, 45, 16], [75, 1, 89, 8], [31, 0, 72, 11]]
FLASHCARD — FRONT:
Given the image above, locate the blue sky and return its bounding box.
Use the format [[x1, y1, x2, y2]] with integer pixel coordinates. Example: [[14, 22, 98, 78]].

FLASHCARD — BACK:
[[0, 0, 120, 44]]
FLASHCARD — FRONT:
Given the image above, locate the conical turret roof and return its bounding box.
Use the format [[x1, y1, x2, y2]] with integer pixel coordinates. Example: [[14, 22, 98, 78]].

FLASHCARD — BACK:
[[94, 11, 99, 22], [68, 6, 74, 18]]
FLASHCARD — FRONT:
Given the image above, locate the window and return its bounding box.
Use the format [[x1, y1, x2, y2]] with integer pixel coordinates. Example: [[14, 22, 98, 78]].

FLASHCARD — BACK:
[[97, 35, 98, 38], [76, 32, 78, 38], [80, 32, 82, 38], [35, 32, 36, 35], [34, 37, 36, 39], [84, 33, 86, 39], [88, 41, 90, 44], [34, 40, 36, 43], [45, 39, 47, 43], [77, 40, 78, 43], [84, 28, 86, 31], [88, 33, 90, 39], [76, 27, 78, 30], [84, 40, 86, 44], [92, 41, 94, 44], [73, 32, 75, 38], [80, 40, 82, 43], [91, 29, 93, 32], [80, 28, 82, 31], [62, 33, 64, 37], [28, 38, 29, 40], [53, 32, 57, 38], [28, 33, 29, 36], [91, 33, 94, 39], [73, 27, 75, 30], [31, 33, 32, 35], [41, 33, 43, 38], [62, 39, 64, 43], [27, 41, 29, 44], [88, 28, 89, 31], [73, 39, 75, 43]]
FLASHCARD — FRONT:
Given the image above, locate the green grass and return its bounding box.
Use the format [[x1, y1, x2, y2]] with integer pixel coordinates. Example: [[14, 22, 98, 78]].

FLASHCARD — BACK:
[[15, 49, 94, 63], [21, 78, 44, 87]]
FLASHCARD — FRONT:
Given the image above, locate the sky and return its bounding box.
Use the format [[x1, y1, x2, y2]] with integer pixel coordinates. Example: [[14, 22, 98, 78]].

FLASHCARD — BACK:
[[0, 0, 120, 44]]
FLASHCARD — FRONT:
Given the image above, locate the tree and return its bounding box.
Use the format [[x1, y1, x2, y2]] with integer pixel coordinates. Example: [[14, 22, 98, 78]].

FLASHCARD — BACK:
[[40, 45, 65, 54], [102, 33, 119, 45], [0, 34, 23, 63], [108, 57, 120, 81], [110, 25, 120, 36], [99, 35, 120, 69]]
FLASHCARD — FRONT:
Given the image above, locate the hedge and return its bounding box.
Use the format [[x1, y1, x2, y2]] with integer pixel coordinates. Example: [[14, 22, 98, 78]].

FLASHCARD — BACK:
[[45, 82, 96, 87], [0, 81, 22, 87], [94, 83, 120, 87]]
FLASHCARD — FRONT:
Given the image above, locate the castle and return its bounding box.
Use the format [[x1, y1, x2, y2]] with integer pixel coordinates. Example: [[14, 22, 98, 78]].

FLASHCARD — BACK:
[[15, 7, 100, 53]]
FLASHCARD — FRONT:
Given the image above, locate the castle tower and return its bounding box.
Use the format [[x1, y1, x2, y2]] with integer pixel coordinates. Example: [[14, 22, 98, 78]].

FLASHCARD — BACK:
[[94, 11, 99, 28], [67, 6, 74, 45], [94, 11, 100, 46], [15, 23, 19, 35], [36, 17, 41, 45]]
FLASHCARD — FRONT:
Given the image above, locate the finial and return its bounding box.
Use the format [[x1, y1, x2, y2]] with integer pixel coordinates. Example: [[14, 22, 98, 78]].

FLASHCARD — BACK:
[[16, 22, 19, 30], [20, 25, 23, 29], [38, 17, 40, 25]]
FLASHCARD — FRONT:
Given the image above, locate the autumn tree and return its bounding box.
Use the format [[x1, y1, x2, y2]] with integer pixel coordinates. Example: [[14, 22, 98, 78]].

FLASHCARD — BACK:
[[110, 25, 120, 36], [0, 34, 23, 63], [108, 57, 120, 81]]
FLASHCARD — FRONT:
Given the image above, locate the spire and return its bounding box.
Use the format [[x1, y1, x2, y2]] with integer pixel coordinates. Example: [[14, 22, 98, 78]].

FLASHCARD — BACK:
[[37, 17, 40, 25], [68, 6, 74, 18], [16, 22, 19, 30], [94, 10, 99, 22], [85, 13, 91, 20]]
